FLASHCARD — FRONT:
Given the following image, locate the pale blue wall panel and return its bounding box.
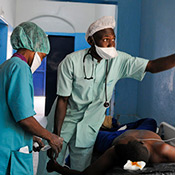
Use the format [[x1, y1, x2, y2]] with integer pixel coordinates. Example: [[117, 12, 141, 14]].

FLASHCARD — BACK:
[[138, 0, 175, 125], [114, 0, 142, 122]]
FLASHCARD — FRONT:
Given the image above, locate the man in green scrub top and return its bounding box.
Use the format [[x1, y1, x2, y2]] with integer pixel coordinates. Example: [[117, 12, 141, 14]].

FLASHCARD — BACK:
[[0, 22, 63, 175], [43, 16, 175, 173]]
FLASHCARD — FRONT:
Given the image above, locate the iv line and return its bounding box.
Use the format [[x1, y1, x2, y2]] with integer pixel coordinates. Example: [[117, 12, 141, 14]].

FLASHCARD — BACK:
[[139, 137, 175, 143]]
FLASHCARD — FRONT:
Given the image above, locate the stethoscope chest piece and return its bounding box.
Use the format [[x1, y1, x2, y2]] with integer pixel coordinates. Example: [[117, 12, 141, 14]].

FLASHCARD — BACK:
[[104, 101, 110, 108]]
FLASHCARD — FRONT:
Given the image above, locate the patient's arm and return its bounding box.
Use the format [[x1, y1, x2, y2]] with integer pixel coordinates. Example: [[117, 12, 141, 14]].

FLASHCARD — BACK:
[[83, 146, 118, 175], [47, 146, 119, 175], [47, 159, 82, 175]]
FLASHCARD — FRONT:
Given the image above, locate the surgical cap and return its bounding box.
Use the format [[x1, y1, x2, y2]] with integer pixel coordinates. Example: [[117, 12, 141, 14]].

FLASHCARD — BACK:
[[85, 16, 115, 40], [11, 22, 50, 54]]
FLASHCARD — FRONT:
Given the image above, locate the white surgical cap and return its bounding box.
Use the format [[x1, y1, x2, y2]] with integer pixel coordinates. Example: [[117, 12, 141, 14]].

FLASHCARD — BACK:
[[85, 16, 115, 41]]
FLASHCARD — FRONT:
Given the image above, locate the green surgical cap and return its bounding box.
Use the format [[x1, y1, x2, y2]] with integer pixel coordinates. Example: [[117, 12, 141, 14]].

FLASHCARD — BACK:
[[11, 22, 50, 54]]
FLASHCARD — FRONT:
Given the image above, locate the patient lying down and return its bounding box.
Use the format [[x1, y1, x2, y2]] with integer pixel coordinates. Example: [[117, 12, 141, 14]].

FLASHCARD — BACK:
[[47, 130, 175, 175]]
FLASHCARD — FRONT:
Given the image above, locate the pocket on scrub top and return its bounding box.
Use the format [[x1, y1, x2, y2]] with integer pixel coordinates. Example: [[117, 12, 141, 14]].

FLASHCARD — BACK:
[[10, 151, 33, 175], [74, 77, 93, 89], [84, 124, 99, 147], [0, 147, 11, 174], [74, 77, 94, 100]]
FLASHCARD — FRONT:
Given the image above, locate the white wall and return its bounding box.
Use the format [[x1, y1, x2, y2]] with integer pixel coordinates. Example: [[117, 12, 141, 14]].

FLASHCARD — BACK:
[[0, 0, 117, 63], [0, 0, 16, 26], [15, 0, 116, 33]]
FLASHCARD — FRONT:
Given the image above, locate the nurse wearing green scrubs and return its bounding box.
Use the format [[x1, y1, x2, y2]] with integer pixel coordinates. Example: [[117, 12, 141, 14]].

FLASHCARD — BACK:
[[0, 22, 63, 175], [40, 16, 175, 174]]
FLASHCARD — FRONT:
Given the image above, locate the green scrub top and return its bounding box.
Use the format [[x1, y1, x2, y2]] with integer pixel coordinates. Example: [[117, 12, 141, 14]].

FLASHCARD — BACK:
[[57, 49, 149, 148], [0, 57, 36, 175]]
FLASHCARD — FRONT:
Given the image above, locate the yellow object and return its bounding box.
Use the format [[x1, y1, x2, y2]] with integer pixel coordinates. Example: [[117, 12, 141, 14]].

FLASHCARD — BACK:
[[131, 162, 142, 169], [102, 116, 113, 129]]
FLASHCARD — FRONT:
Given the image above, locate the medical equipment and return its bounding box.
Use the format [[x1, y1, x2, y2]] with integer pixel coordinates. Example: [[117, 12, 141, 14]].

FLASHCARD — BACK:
[[41, 145, 51, 151], [83, 49, 110, 108], [83, 49, 94, 80], [158, 122, 175, 146], [95, 45, 118, 60], [137, 122, 175, 145], [33, 143, 51, 152], [139, 137, 175, 143]]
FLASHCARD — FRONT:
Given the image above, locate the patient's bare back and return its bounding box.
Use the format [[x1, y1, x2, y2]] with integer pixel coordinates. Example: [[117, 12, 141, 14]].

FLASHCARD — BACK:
[[113, 130, 175, 163], [113, 130, 161, 145]]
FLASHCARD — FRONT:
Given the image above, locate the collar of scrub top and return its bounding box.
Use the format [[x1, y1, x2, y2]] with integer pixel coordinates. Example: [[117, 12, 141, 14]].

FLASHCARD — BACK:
[[83, 48, 110, 108], [12, 53, 27, 63]]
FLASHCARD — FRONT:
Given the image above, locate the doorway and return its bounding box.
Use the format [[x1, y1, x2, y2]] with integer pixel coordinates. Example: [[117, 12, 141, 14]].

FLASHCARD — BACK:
[[45, 35, 75, 116]]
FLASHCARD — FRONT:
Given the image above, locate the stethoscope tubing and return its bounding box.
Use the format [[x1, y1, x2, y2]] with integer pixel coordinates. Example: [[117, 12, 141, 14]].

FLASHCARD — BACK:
[[83, 49, 94, 80], [83, 49, 109, 108]]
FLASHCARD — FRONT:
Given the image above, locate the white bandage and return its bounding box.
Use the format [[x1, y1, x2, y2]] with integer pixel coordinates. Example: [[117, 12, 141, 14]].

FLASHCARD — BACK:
[[123, 160, 146, 171]]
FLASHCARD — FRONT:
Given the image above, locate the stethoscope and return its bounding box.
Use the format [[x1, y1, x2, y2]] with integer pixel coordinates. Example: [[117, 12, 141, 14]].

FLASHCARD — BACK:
[[83, 49, 110, 108]]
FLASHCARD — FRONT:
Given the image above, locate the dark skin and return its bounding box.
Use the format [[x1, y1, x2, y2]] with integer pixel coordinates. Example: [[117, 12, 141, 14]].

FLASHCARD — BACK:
[[17, 48, 46, 66], [48, 96, 68, 158], [47, 130, 175, 175], [33, 136, 45, 152], [50, 28, 175, 161], [16, 48, 63, 158]]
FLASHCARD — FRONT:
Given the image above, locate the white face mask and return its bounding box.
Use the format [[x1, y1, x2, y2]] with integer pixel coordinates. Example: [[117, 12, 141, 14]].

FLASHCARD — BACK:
[[95, 45, 118, 60], [31, 52, 41, 74]]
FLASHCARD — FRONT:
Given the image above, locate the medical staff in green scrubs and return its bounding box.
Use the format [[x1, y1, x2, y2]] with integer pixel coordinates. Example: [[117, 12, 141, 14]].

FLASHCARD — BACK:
[[38, 16, 175, 174], [0, 22, 63, 175], [52, 16, 149, 173]]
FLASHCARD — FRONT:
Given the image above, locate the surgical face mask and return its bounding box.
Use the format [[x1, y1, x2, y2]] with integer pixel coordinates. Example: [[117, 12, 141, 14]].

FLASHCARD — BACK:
[[95, 45, 118, 60], [31, 52, 41, 73]]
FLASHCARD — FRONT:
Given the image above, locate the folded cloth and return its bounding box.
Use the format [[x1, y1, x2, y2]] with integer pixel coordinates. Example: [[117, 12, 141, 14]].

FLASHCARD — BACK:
[[117, 125, 127, 131], [123, 160, 146, 171], [19, 146, 29, 154]]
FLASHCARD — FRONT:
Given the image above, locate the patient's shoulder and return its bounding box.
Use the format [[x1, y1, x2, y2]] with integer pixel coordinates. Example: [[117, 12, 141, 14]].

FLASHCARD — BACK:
[[159, 143, 174, 155], [153, 142, 175, 162], [152, 141, 168, 153]]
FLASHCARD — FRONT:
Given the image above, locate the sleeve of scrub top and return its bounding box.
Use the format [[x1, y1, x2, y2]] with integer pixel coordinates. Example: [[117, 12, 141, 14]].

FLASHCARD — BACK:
[[7, 61, 36, 122], [118, 51, 149, 81], [57, 55, 73, 96]]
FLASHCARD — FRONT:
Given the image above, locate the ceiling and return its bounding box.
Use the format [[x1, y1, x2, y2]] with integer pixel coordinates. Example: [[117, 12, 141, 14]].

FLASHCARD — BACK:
[[48, 0, 118, 5]]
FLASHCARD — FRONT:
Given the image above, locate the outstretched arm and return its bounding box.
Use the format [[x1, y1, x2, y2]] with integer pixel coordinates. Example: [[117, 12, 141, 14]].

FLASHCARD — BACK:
[[146, 54, 175, 73], [47, 146, 119, 175]]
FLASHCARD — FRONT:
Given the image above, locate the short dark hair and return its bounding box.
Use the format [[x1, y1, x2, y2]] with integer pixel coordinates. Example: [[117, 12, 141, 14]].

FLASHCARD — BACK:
[[114, 140, 149, 167]]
